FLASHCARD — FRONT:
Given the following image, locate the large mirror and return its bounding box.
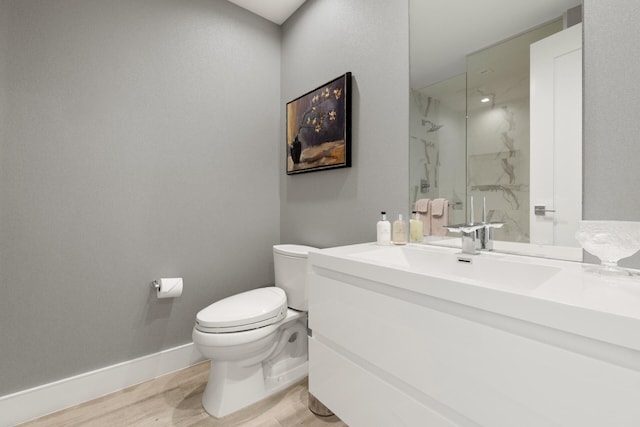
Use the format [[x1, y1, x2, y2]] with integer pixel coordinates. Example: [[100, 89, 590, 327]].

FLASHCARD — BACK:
[[409, 0, 583, 260]]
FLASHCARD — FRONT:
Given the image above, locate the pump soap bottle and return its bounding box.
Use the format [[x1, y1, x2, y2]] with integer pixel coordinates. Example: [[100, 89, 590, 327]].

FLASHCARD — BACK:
[[376, 212, 391, 245], [410, 211, 424, 243], [392, 214, 407, 245]]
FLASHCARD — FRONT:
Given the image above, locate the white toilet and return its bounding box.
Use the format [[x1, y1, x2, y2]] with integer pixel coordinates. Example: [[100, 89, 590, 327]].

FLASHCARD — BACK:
[[192, 244, 317, 418]]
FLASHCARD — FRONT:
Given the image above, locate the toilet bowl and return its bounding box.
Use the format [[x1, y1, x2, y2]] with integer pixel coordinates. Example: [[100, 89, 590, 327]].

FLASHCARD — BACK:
[[192, 244, 317, 418]]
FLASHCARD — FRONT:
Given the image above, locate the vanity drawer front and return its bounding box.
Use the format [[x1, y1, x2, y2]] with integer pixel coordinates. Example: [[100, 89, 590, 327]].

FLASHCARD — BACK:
[[309, 270, 640, 427], [309, 337, 457, 427]]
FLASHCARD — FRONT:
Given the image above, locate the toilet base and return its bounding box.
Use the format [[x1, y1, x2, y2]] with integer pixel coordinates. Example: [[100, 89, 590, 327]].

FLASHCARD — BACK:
[[202, 359, 308, 418], [200, 316, 309, 418]]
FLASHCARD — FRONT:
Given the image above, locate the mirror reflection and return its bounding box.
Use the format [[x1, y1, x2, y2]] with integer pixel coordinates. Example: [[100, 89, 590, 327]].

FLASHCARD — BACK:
[[409, 0, 582, 260]]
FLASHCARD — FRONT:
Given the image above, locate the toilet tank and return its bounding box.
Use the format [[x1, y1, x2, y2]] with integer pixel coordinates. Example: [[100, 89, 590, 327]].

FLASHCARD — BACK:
[[273, 244, 318, 311]]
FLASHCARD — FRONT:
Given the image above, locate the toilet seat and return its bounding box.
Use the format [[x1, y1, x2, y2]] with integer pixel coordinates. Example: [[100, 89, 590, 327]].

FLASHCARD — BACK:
[[195, 287, 287, 333]]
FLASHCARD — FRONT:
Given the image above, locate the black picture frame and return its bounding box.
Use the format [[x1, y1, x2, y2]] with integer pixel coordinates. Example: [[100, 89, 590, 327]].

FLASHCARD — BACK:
[[286, 72, 352, 175]]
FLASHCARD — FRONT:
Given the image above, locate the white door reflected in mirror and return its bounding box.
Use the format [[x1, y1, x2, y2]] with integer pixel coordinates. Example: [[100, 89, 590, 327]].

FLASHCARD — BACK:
[[530, 23, 582, 259]]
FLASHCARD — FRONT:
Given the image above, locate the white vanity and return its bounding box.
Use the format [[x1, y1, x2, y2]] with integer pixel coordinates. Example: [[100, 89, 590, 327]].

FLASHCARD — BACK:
[[307, 243, 640, 427]]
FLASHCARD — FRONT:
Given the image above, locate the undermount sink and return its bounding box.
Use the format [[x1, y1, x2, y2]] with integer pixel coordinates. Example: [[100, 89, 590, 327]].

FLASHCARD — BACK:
[[348, 244, 561, 291]]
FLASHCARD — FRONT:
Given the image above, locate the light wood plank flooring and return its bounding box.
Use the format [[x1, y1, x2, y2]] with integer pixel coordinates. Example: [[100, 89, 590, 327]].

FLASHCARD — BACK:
[[20, 362, 347, 426]]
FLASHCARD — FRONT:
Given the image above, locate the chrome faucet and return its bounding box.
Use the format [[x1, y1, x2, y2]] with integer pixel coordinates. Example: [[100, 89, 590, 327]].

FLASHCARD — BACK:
[[444, 222, 485, 254], [444, 197, 504, 255]]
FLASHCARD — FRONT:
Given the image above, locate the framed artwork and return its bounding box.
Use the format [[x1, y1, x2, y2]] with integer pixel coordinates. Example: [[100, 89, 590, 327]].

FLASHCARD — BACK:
[[286, 72, 352, 174]]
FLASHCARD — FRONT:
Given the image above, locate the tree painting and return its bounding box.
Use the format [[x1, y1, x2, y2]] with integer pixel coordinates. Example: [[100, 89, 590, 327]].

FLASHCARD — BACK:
[[286, 73, 351, 174]]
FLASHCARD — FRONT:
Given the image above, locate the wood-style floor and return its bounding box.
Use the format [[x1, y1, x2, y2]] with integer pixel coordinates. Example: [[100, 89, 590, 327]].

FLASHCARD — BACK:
[[20, 362, 348, 427]]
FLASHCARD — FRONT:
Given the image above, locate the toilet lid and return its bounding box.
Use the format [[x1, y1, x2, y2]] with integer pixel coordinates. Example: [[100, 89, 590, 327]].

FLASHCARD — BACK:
[[195, 287, 287, 333], [273, 244, 318, 258]]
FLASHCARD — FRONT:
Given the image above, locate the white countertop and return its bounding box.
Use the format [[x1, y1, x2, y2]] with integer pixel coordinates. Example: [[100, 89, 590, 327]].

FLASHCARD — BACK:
[[309, 243, 640, 353]]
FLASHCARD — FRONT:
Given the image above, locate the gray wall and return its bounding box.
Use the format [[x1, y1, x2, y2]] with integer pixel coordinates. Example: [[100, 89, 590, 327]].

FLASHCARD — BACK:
[[0, 0, 281, 395], [583, 0, 640, 268], [280, 0, 410, 248], [0, 3, 6, 176]]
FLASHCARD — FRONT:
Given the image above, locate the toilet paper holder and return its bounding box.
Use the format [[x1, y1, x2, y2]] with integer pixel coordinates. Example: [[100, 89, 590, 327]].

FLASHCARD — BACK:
[[151, 277, 184, 298]]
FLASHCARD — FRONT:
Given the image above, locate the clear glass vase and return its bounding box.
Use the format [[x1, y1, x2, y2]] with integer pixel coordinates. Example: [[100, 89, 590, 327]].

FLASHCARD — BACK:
[[575, 220, 640, 276]]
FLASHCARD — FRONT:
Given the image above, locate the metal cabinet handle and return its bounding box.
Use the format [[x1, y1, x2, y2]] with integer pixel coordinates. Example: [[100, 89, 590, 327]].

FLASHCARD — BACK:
[[534, 205, 556, 216]]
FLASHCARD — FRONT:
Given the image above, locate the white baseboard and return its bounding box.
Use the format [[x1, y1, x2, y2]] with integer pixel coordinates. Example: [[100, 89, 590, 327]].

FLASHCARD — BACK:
[[0, 342, 206, 427]]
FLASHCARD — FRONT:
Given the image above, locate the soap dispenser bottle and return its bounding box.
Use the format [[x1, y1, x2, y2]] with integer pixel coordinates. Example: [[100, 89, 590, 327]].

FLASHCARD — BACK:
[[410, 211, 424, 243], [376, 211, 391, 245], [392, 214, 407, 245]]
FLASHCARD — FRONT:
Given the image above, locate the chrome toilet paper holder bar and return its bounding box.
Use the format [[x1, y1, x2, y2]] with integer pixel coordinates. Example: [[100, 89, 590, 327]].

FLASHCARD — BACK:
[[151, 280, 160, 289]]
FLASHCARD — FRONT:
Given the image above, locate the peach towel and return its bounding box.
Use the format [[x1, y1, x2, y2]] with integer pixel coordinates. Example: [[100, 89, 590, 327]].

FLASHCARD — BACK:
[[414, 199, 431, 235], [430, 198, 449, 236]]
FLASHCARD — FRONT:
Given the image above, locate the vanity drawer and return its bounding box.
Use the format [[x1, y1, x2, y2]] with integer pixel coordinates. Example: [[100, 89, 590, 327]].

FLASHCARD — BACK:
[[309, 337, 457, 427]]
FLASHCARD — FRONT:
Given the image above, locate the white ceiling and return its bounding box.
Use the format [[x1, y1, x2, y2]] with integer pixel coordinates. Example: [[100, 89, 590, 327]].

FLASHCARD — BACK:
[[411, 0, 581, 89], [226, 0, 307, 25]]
